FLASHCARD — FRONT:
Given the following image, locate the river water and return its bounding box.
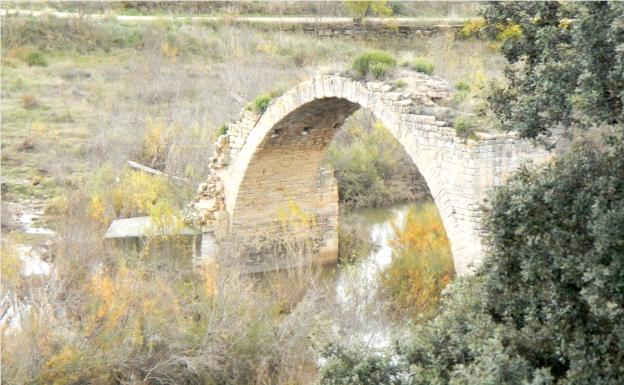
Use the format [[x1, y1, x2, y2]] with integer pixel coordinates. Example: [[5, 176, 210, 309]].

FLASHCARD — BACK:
[[321, 202, 418, 349]]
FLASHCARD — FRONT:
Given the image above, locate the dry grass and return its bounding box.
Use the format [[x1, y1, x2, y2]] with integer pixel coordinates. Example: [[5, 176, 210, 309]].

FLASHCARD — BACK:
[[2, 15, 500, 218], [20, 93, 39, 109], [1, 15, 502, 208], [9, 1, 483, 18], [2, 188, 329, 385]]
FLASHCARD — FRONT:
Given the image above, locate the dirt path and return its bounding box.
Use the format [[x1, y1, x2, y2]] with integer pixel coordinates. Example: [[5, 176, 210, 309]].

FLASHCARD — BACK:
[[0, 8, 475, 26]]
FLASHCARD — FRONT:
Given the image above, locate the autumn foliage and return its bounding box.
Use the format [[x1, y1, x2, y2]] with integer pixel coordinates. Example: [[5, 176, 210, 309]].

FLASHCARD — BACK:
[[380, 202, 455, 320]]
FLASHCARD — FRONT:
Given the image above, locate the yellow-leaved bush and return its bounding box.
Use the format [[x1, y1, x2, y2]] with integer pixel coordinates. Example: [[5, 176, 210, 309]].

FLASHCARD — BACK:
[[276, 199, 316, 231], [496, 22, 523, 42], [84, 263, 183, 351], [141, 118, 182, 170], [1, 233, 24, 296], [25, 261, 193, 385], [380, 202, 455, 321], [39, 346, 90, 385], [87, 164, 176, 219]]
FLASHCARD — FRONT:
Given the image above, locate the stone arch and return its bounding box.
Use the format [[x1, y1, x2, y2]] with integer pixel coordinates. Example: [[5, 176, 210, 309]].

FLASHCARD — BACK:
[[190, 75, 551, 276]]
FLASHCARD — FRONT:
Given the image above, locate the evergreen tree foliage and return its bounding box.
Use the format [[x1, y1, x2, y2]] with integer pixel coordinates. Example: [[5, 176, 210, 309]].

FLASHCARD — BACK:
[[480, 136, 624, 384], [484, 2, 624, 139], [320, 344, 405, 385]]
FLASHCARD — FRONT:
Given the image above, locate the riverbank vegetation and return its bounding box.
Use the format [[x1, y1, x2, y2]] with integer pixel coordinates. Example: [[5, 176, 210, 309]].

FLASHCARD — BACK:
[[2, 226, 326, 385], [327, 116, 429, 209], [351, 50, 396, 79], [3, 172, 330, 384]]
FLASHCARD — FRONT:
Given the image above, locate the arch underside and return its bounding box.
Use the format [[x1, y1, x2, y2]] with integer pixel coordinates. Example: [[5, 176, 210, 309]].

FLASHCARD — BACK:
[[228, 96, 467, 273], [226, 98, 357, 269]]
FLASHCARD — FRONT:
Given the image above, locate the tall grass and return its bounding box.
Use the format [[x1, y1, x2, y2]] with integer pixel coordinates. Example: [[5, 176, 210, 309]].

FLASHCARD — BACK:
[[407, 57, 434, 75], [1, 15, 143, 53]]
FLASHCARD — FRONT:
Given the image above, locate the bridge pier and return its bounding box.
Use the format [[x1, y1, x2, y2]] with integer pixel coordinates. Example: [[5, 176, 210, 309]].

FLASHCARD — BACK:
[[194, 168, 340, 273]]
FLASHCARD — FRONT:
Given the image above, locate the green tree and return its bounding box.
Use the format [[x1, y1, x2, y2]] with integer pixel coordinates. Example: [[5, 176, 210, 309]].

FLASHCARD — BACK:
[[320, 344, 405, 385], [478, 136, 624, 384], [344, 1, 392, 24], [484, 2, 624, 139]]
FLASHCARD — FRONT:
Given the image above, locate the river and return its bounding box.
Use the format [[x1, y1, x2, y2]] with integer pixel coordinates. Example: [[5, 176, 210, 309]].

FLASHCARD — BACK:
[[321, 202, 421, 349]]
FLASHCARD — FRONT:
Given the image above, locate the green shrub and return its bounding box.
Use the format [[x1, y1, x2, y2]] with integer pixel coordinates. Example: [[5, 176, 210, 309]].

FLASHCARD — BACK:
[[370, 62, 391, 79], [248, 90, 283, 113], [352, 50, 396, 78], [410, 58, 434, 75], [485, 2, 623, 139], [452, 116, 474, 139], [320, 344, 403, 385], [250, 93, 272, 113], [217, 123, 228, 136], [25, 51, 47, 66], [452, 81, 471, 104], [455, 81, 471, 92], [479, 137, 624, 384], [394, 79, 406, 88]]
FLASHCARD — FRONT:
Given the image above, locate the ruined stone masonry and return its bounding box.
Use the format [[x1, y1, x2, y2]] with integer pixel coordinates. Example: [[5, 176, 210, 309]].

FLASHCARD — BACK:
[[186, 72, 552, 276]]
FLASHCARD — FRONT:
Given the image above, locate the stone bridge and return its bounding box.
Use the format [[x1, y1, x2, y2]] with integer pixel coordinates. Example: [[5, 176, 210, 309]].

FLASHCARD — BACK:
[[187, 73, 550, 276]]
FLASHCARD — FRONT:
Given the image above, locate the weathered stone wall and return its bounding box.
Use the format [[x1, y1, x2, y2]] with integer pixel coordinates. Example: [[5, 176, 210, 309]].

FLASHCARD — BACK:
[[266, 21, 461, 38], [187, 73, 552, 276]]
